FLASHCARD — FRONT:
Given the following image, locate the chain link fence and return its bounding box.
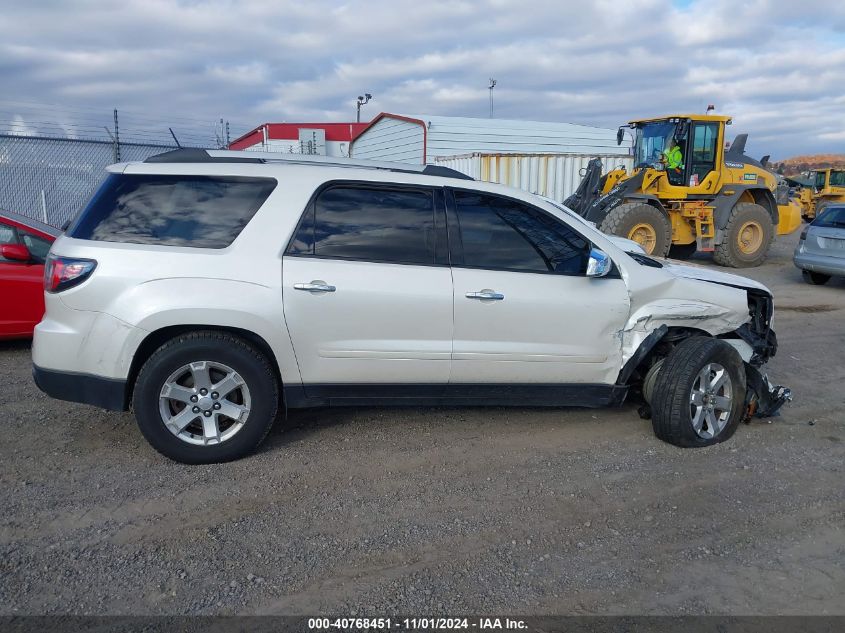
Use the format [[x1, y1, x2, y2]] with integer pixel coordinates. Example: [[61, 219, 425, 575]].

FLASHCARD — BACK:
[[0, 134, 202, 228]]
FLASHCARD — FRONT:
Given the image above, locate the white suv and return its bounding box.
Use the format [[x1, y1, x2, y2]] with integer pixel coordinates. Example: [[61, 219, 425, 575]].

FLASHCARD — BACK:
[[33, 149, 791, 463]]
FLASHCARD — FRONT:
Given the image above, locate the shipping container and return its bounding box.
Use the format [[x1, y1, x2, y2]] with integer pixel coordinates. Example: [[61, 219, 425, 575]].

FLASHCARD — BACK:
[[434, 153, 634, 203]]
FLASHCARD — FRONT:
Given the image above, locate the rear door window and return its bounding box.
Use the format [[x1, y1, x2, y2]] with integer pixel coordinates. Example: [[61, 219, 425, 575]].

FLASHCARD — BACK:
[[288, 184, 436, 265], [67, 174, 276, 248]]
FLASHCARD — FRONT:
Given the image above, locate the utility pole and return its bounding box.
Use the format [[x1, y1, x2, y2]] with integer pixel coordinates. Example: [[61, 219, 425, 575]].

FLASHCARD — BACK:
[[356, 93, 373, 123], [113, 108, 120, 161], [225, 120, 230, 147], [488, 79, 497, 118]]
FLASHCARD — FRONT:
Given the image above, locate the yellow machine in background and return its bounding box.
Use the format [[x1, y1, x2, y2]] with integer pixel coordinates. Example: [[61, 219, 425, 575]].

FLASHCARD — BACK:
[[565, 114, 802, 268], [796, 168, 845, 220]]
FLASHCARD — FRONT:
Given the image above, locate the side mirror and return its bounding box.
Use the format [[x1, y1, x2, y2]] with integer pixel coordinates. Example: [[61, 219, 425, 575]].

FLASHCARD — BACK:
[[616, 127, 625, 146], [1, 243, 32, 262], [586, 248, 612, 277]]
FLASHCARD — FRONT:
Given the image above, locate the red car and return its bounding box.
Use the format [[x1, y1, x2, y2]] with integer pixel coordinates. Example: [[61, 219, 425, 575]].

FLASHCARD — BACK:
[[0, 209, 60, 339]]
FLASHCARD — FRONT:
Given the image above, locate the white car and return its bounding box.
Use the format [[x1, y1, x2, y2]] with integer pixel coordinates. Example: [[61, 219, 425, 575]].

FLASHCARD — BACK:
[[32, 149, 790, 463]]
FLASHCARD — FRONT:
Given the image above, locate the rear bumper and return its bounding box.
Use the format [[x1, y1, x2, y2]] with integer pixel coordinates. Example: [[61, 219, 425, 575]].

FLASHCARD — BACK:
[[32, 365, 127, 411], [793, 251, 845, 277]]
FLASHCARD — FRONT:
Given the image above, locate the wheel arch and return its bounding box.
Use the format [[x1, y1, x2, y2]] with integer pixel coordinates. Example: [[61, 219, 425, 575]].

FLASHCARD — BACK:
[[126, 325, 283, 410], [714, 186, 778, 237], [616, 325, 713, 386]]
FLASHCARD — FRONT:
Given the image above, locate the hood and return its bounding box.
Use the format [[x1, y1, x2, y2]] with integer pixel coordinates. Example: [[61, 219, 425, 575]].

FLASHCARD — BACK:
[[661, 259, 771, 294], [607, 235, 646, 254]]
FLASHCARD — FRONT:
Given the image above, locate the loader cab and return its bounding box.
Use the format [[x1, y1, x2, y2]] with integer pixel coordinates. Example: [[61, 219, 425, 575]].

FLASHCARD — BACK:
[[814, 169, 845, 192], [629, 115, 728, 190]]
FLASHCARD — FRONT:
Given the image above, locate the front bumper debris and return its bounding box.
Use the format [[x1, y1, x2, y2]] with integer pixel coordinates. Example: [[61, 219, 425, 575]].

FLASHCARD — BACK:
[[744, 363, 793, 420]]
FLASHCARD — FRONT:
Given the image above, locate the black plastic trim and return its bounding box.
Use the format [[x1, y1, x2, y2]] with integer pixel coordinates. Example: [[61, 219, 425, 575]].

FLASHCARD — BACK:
[[32, 366, 127, 411], [144, 149, 265, 164], [284, 383, 627, 408]]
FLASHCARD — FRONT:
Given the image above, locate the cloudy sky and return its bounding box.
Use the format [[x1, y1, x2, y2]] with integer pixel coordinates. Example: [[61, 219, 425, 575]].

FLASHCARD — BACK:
[[1, 0, 843, 159]]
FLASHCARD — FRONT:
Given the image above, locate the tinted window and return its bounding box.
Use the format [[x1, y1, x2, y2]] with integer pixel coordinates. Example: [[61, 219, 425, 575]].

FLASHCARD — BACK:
[[814, 206, 845, 228], [453, 191, 589, 274], [20, 231, 52, 260], [289, 185, 435, 265], [68, 174, 276, 248], [830, 171, 845, 187]]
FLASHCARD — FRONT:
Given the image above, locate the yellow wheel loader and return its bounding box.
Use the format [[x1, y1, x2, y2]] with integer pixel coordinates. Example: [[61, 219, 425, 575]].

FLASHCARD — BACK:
[[796, 169, 845, 220], [565, 114, 802, 268]]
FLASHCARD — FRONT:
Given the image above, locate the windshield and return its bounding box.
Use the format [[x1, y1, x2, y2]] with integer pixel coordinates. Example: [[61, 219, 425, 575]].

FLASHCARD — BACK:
[[813, 206, 845, 228], [814, 171, 827, 189], [634, 121, 676, 168]]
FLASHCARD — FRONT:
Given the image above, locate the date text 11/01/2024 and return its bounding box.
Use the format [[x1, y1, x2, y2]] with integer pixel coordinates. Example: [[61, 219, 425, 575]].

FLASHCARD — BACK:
[[308, 618, 528, 630]]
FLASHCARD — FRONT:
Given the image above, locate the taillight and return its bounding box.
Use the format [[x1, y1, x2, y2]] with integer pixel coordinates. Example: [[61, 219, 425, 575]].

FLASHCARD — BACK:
[[44, 255, 97, 293]]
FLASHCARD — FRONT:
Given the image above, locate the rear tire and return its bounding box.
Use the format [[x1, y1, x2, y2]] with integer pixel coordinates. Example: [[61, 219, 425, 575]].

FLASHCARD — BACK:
[[802, 270, 831, 285], [713, 202, 774, 268], [600, 202, 672, 257], [651, 337, 746, 448], [132, 331, 279, 464]]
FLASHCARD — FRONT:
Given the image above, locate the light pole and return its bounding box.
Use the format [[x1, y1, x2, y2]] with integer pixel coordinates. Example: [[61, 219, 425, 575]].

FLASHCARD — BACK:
[[356, 93, 373, 123], [488, 78, 497, 118]]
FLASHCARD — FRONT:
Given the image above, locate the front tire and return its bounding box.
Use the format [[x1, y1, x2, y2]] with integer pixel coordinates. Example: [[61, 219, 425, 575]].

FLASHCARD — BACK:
[[132, 331, 279, 464], [651, 337, 746, 448], [713, 202, 774, 268]]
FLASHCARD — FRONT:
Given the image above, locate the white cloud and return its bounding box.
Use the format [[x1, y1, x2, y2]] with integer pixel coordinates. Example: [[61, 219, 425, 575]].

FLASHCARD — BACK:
[[0, 0, 843, 158]]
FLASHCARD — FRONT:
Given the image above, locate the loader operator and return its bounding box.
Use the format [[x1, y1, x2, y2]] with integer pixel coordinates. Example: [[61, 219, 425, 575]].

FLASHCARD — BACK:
[[662, 139, 684, 185]]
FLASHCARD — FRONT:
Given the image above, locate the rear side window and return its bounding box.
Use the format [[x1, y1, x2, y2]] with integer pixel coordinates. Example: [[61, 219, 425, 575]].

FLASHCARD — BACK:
[[813, 206, 845, 228], [288, 185, 436, 265], [20, 231, 52, 260], [68, 174, 276, 248], [453, 190, 589, 274]]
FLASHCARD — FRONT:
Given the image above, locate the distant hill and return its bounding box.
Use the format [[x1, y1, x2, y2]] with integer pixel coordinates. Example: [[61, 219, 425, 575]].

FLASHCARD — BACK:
[[772, 154, 845, 176]]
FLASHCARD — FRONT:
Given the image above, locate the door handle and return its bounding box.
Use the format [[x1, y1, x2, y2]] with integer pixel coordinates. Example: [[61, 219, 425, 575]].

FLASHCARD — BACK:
[[294, 281, 336, 293], [466, 290, 504, 301]]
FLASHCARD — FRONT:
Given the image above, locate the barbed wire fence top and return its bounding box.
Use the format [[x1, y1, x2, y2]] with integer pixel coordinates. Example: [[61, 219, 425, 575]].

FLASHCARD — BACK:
[[0, 102, 253, 228]]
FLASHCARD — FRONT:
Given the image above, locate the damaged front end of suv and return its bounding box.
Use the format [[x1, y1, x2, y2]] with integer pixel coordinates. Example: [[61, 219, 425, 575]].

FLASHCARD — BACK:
[[617, 256, 792, 430], [734, 288, 792, 418]]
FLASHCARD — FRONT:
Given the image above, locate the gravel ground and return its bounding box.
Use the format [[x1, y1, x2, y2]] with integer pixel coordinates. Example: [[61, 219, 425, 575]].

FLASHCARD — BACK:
[[1, 230, 843, 615]]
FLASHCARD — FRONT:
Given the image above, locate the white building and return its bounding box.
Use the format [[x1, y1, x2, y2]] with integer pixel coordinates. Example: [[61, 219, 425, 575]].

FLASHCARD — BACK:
[[349, 113, 633, 201]]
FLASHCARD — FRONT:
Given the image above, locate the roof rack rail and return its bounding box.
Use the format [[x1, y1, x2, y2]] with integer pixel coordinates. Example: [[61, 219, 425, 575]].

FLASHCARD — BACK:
[[143, 148, 473, 180]]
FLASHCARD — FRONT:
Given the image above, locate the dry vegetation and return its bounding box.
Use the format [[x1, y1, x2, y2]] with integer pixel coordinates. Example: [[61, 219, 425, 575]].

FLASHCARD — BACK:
[[773, 154, 845, 175]]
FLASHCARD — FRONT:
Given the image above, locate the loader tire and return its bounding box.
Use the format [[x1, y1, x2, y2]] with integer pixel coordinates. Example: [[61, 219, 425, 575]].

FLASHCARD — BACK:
[[713, 202, 774, 268], [600, 202, 671, 257]]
